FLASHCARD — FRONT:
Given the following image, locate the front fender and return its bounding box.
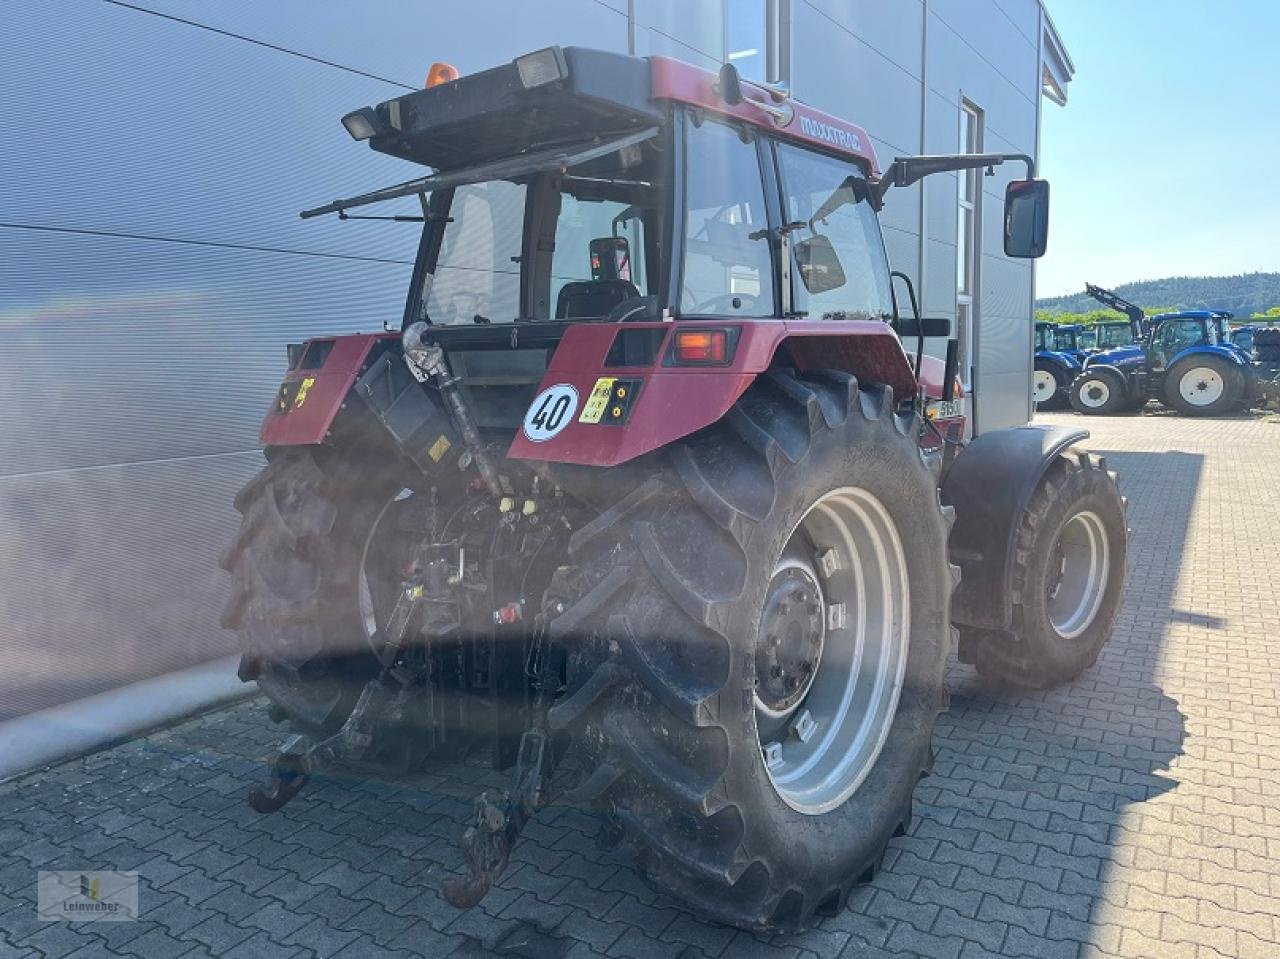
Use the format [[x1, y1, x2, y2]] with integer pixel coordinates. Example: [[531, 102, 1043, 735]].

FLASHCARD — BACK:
[[941, 425, 1089, 632], [506, 320, 917, 467]]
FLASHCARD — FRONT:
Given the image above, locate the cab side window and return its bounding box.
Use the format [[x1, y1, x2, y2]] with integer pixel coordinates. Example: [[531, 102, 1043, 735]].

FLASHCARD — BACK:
[[776, 144, 893, 321], [1152, 319, 1204, 368], [681, 119, 774, 317]]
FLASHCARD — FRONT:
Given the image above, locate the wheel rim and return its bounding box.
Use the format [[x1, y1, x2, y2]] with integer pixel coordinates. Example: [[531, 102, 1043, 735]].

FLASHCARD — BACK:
[[1032, 370, 1057, 403], [1046, 510, 1110, 639], [756, 487, 910, 815], [1178, 367, 1224, 406], [358, 487, 416, 651], [1078, 378, 1110, 408]]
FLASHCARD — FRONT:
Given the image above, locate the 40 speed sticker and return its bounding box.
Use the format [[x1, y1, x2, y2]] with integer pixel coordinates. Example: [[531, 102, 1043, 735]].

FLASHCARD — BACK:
[[522, 384, 579, 442]]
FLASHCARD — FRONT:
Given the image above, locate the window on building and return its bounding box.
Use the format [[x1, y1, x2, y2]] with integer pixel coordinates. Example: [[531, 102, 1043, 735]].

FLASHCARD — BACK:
[[955, 99, 983, 384], [681, 119, 773, 317], [725, 0, 787, 85], [777, 143, 892, 321]]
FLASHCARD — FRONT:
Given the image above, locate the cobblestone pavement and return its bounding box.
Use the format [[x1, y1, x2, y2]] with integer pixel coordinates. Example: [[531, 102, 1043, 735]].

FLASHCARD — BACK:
[[2, 411, 1278, 959]]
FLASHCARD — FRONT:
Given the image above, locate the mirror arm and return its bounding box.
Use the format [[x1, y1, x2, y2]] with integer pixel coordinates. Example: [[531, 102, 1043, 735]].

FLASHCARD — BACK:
[[872, 153, 1035, 207]]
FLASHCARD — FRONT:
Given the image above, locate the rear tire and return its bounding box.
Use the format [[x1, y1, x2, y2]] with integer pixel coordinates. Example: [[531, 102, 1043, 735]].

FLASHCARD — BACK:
[[1033, 362, 1066, 410], [1070, 370, 1127, 415], [552, 370, 955, 931], [220, 444, 432, 765], [1164, 355, 1242, 416], [958, 449, 1126, 689]]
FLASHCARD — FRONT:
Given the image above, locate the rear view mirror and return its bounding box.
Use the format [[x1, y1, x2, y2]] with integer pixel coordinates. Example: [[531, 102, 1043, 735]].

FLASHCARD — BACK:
[[1003, 179, 1049, 258], [717, 62, 744, 106], [794, 234, 847, 294], [590, 236, 631, 282]]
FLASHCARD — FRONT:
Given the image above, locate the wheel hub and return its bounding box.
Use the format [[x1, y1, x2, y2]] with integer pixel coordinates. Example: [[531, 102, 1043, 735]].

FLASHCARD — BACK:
[[756, 487, 911, 816], [755, 564, 824, 715]]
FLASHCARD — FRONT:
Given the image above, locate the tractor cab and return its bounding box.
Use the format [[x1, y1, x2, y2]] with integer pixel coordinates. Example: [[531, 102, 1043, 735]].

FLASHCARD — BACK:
[[283, 47, 1049, 466], [1050, 323, 1089, 363], [1089, 321, 1135, 351]]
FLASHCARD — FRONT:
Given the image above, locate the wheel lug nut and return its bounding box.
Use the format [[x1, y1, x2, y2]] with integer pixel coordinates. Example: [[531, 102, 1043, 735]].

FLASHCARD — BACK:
[[778, 603, 788, 614], [770, 665, 783, 679]]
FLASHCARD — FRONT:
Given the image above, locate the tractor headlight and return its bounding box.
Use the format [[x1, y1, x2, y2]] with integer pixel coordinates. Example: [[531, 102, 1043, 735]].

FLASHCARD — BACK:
[[515, 47, 568, 89]]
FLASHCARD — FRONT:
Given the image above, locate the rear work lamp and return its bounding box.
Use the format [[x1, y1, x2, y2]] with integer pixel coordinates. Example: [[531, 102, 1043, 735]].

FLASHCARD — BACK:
[[515, 47, 568, 89]]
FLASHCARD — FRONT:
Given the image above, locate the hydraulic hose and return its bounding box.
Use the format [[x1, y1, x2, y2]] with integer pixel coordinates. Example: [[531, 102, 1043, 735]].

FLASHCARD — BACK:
[[402, 322, 503, 496]]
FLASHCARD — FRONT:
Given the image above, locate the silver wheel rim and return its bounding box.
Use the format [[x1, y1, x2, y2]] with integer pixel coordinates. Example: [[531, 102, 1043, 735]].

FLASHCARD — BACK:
[[358, 487, 414, 650], [1046, 510, 1109, 639], [757, 487, 910, 815], [1178, 367, 1224, 406], [1078, 378, 1110, 408], [1032, 370, 1057, 403]]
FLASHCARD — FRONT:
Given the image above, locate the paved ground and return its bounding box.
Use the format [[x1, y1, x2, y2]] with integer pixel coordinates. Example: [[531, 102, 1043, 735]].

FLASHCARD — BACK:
[[2, 410, 1278, 959]]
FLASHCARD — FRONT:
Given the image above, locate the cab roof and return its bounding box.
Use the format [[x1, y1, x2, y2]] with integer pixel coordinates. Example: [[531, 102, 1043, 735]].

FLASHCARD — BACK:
[[1151, 310, 1234, 321], [356, 47, 879, 176]]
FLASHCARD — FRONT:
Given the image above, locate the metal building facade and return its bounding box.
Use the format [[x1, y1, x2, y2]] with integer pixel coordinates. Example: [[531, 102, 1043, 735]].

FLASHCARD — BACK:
[[0, 0, 1072, 718]]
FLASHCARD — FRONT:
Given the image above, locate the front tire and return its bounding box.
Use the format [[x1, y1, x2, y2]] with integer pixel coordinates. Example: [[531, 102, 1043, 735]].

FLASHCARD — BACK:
[[1164, 355, 1242, 416], [552, 370, 954, 931], [959, 450, 1126, 688], [1070, 370, 1128, 415]]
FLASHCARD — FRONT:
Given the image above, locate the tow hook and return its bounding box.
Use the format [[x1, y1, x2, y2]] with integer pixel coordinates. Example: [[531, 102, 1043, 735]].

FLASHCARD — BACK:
[[250, 560, 429, 815], [248, 678, 398, 814], [442, 600, 560, 909], [441, 728, 547, 909]]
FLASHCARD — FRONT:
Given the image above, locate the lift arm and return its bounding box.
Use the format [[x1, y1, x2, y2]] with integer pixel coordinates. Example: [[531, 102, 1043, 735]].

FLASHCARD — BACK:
[[1084, 283, 1145, 338]]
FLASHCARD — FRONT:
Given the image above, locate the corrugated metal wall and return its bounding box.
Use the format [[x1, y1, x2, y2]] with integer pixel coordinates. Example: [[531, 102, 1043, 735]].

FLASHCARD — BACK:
[[0, 0, 1056, 719]]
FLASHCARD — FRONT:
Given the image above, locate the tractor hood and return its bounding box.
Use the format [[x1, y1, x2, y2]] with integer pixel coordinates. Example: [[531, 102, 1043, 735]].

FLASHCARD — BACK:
[[1038, 350, 1081, 369], [1087, 345, 1144, 368]]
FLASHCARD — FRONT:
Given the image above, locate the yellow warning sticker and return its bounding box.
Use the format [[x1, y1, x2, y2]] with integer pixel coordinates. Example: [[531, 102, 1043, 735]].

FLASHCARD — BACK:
[[427, 435, 452, 462], [579, 377, 617, 424], [293, 377, 316, 409]]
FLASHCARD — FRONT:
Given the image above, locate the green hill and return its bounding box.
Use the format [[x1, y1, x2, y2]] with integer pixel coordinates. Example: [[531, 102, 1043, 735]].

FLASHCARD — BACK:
[[1037, 273, 1280, 318]]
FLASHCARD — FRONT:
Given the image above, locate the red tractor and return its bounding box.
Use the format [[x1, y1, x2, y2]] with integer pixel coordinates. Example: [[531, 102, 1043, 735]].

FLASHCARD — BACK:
[[222, 47, 1127, 931]]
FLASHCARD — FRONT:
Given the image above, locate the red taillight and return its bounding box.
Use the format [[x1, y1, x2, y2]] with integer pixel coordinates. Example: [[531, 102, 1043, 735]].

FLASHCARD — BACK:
[[426, 62, 460, 88], [673, 329, 729, 365]]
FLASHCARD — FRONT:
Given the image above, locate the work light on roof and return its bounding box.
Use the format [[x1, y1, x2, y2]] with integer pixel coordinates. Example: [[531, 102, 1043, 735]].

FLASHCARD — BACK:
[[515, 47, 568, 89], [340, 107, 379, 141]]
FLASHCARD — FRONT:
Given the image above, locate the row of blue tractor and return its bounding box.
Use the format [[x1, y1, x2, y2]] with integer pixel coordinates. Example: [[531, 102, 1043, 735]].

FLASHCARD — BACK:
[[1034, 284, 1280, 416]]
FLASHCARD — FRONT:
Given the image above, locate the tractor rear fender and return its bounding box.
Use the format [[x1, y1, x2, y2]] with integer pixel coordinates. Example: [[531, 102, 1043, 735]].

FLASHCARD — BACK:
[[506, 319, 918, 467], [941, 425, 1089, 632], [1170, 344, 1251, 370], [258, 332, 396, 446]]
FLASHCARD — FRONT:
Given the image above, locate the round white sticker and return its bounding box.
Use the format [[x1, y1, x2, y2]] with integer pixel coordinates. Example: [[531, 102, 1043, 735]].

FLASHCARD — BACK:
[[522, 384, 579, 442]]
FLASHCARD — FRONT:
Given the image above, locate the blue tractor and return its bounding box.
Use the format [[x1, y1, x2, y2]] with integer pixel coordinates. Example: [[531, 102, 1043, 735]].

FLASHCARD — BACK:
[[1032, 321, 1083, 408], [1069, 309, 1255, 416]]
